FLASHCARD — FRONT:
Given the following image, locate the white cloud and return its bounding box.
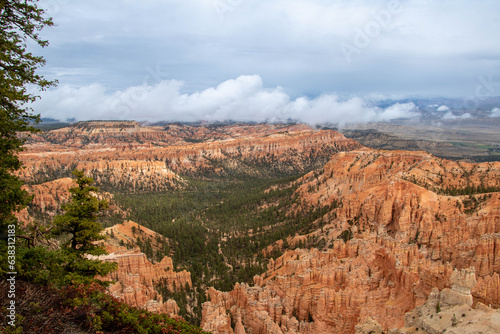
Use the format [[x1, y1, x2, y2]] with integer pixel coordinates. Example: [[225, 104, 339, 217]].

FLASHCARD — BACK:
[[32, 75, 420, 124], [490, 107, 500, 118], [437, 105, 450, 112], [442, 111, 472, 120]]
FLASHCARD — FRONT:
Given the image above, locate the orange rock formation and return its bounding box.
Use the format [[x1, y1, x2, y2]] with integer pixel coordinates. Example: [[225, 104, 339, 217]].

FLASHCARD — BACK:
[[18, 122, 362, 190], [98, 221, 191, 316], [16, 123, 500, 332], [98, 248, 190, 315], [201, 149, 500, 333]]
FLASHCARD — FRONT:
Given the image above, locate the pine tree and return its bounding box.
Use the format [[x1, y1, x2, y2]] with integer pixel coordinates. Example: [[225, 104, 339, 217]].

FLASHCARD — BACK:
[[0, 0, 56, 278], [0, 0, 56, 228], [48, 170, 116, 284], [16, 170, 116, 285], [53, 170, 109, 255]]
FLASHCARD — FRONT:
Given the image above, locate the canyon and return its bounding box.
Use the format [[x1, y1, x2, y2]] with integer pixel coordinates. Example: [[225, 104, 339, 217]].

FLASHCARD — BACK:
[[201, 149, 500, 333], [17, 121, 500, 333], [19, 121, 361, 190]]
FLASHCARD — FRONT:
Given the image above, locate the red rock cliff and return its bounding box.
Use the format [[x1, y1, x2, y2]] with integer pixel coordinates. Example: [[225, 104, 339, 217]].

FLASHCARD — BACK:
[[201, 149, 500, 333], [97, 221, 191, 316], [18, 122, 362, 190]]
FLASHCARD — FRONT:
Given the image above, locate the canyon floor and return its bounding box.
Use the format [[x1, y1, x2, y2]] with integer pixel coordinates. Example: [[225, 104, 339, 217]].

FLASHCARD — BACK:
[[17, 121, 500, 333]]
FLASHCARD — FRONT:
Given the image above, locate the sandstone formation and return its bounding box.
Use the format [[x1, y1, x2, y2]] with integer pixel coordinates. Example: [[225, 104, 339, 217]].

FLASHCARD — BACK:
[[16, 176, 118, 225], [18, 122, 362, 190], [386, 269, 500, 334], [16, 176, 188, 317], [102, 220, 170, 258], [201, 149, 500, 333], [98, 248, 189, 316], [97, 221, 191, 316], [202, 242, 423, 334], [23, 177, 74, 212], [294, 149, 500, 298], [15, 177, 74, 224], [16, 122, 500, 332]]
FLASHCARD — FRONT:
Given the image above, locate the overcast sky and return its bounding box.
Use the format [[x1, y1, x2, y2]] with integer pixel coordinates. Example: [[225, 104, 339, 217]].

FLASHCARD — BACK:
[[30, 0, 500, 123]]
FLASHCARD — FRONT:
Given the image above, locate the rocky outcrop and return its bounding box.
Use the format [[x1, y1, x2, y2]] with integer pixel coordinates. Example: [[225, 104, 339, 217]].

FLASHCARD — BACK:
[[202, 149, 500, 333], [18, 122, 362, 190], [96, 221, 190, 316], [15, 178, 74, 224], [474, 273, 500, 308], [23, 177, 74, 212], [17, 123, 500, 331], [201, 245, 496, 334], [389, 268, 500, 334], [99, 249, 190, 315], [103, 220, 169, 256], [355, 317, 384, 334], [294, 149, 500, 302], [16, 176, 117, 225], [202, 242, 423, 334], [16, 177, 188, 317]]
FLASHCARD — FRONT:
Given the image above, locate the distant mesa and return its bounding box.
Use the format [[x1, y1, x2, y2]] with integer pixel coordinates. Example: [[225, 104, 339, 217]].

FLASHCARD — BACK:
[[72, 120, 140, 129]]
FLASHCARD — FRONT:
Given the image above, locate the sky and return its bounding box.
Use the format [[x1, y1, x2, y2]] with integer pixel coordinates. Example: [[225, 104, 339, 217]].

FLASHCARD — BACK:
[[29, 0, 500, 123]]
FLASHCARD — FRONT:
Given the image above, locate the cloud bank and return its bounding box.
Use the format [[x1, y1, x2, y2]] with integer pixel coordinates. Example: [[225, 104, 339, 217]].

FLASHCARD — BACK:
[[32, 75, 420, 125]]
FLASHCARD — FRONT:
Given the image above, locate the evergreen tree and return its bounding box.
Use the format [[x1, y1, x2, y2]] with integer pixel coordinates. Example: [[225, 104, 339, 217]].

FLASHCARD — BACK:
[[16, 170, 116, 285], [53, 170, 109, 255], [45, 170, 117, 284], [0, 0, 56, 278], [0, 0, 56, 228]]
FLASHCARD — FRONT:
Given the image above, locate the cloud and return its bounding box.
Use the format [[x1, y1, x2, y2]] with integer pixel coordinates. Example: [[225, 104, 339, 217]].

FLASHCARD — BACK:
[[32, 75, 420, 125], [490, 107, 500, 118], [437, 105, 450, 112], [442, 111, 472, 120]]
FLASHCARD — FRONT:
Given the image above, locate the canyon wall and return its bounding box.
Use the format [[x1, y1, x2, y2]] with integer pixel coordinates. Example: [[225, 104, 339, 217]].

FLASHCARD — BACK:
[[201, 149, 500, 333], [18, 122, 362, 190], [97, 221, 191, 316]]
